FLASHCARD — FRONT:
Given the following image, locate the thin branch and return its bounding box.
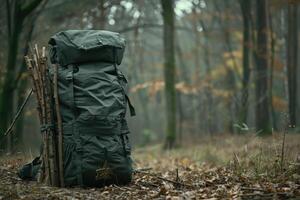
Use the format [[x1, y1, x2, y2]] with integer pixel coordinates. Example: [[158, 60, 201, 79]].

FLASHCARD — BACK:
[[3, 89, 33, 136], [53, 63, 64, 187], [134, 170, 195, 189]]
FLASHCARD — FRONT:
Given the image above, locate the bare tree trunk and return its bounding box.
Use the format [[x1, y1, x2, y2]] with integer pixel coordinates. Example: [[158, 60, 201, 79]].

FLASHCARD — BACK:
[[177, 92, 183, 144], [239, 0, 251, 126], [176, 43, 198, 136], [254, 0, 272, 135], [213, 1, 240, 133], [191, 4, 203, 134], [202, 33, 213, 134], [197, 6, 213, 134], [287, 3, 298, 127], [192, 5, 200, 79], [161, 0, 176, 149], [297, 10, 300, 131], [0, 0, 43, 152], [175, 43, 188, 140], [0, 15, 22, 152]]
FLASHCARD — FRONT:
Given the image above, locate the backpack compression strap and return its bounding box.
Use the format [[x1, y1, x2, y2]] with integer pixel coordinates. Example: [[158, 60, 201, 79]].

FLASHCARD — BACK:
[[125, 94, 136, 116], [113, 48, 136, 117]]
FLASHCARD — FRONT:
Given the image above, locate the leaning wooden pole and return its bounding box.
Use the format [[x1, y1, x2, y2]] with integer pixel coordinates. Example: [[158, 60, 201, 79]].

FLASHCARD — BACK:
[[25, 54, 50, 184], [25, 44, 63, 187], [53, 64, 64, 187]]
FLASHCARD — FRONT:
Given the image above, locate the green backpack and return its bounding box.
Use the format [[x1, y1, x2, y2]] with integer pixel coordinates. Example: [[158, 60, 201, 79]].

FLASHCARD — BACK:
[[48, 30, 135, 187]]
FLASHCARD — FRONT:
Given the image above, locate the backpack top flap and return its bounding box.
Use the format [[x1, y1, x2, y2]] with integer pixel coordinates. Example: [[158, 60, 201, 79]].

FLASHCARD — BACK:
[[48, 30, 126, 66]]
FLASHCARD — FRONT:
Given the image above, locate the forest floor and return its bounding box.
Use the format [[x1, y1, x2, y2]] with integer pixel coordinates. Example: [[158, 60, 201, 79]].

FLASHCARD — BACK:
[[0, 133, 300, 199]]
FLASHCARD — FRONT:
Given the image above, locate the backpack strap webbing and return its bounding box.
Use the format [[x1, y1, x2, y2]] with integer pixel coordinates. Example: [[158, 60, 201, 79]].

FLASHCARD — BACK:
[[113, 47, 136, 117], [125, 94, 136, 116]]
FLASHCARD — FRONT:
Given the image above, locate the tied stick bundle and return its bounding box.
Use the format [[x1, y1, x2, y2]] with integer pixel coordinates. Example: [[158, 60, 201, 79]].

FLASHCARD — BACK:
[[24, 44, 64, 187]]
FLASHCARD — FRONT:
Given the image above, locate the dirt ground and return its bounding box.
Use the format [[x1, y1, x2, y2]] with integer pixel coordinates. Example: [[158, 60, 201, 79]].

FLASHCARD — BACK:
[[0, 134, 300, 199]]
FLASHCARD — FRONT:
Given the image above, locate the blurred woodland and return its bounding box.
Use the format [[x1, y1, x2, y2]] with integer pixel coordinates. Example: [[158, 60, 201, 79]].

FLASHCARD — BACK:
[[0, 0, 299, 153], [0, 0, 300, 199]]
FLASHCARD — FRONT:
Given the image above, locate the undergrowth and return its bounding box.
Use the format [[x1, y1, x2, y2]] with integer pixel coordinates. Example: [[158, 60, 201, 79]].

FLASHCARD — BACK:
[[134, 133, 300, 182]]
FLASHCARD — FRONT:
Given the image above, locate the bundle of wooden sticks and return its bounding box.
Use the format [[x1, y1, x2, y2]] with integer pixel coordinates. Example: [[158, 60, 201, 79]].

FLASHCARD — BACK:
[[24, 45, 64, 187]]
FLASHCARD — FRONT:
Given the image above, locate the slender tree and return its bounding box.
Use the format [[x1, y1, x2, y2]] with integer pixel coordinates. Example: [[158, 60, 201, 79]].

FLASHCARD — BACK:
[[268, 6, 277, 131], [239, 0, 251, 126], [192, 1, 213, 134], [254, 0, 272, 135], [287, 3, 298, 127], [161, 0, 176, 149]]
